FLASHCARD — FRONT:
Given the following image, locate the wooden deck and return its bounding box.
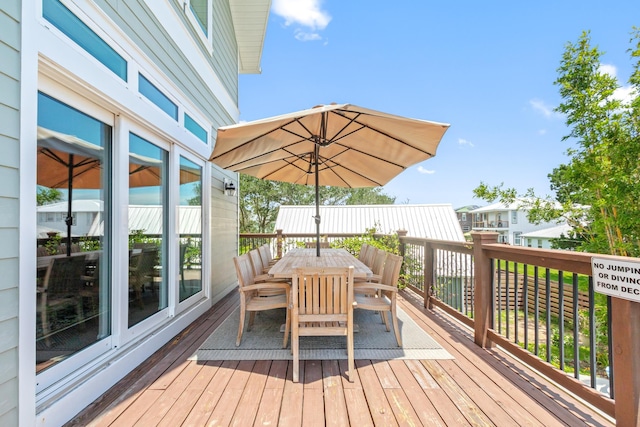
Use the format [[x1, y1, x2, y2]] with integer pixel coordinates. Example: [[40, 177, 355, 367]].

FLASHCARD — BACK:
[[67, 288, 614, 426]]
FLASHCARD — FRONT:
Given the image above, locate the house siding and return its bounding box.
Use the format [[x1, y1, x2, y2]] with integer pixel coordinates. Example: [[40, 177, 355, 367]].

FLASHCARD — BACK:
[[0, 2, 20, 426], [95, 0, 238, 123], [88, 2, 242, 302]]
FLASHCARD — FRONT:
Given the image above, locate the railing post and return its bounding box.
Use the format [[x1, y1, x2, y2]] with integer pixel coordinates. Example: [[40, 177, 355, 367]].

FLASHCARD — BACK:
[[424, 241, 434, 309], [472, 231, 498, 348], [611, 298, 640, 426], [276, 229, 283, 259], [397, 229, 408, 257]]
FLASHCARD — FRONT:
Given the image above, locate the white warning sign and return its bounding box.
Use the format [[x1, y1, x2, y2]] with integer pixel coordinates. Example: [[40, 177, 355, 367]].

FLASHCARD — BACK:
[[592, 257, 640, 303]]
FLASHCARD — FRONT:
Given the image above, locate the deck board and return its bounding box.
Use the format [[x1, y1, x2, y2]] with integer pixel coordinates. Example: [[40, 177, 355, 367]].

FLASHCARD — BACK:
[[69, 288, 615, 427]]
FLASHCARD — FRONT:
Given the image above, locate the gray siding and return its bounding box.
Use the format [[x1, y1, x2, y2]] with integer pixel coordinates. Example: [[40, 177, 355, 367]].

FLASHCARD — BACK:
[[209, 169, 239, 302], [0, 2, 20, 426], [95, 0, 239, 127], [91, 0, 241, 299]]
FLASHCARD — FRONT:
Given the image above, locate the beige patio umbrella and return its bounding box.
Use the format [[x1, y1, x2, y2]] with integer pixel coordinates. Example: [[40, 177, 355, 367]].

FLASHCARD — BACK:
[[209, 103, 450, 256]]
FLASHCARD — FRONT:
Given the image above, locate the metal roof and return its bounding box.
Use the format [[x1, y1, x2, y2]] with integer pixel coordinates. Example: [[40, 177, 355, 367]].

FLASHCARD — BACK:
[[85, 205, 201, 236], [230, 0, 271, 74], [521, 224, 572, 239], [274, 204, 465, 241]]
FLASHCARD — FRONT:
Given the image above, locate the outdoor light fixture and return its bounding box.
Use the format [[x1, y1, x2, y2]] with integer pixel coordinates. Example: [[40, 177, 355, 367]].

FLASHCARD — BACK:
[[223, 178, 236, 197]]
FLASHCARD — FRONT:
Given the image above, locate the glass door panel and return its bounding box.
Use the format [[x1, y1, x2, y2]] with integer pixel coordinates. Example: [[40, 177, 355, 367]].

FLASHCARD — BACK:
[[128, 133, 168, 327], [36, 92, 112, 372], [178, 156, 202, 302]]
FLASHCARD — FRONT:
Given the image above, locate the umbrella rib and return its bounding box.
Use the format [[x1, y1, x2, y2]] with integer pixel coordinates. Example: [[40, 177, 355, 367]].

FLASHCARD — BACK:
[[316, 154, 385, 187], [344, 112, 437, 157]]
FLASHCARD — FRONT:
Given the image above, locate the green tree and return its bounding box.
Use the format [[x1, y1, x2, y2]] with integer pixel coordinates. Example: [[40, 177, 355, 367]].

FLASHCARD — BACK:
[[474, 29, 640, 256], [239, 174, 396, 233], [37, 187, 63, 206]]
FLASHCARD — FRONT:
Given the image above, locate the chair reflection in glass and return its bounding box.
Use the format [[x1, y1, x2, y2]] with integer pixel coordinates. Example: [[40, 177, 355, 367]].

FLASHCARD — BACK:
[[129, 247, 157, 309], [37, 254, 87, 347]]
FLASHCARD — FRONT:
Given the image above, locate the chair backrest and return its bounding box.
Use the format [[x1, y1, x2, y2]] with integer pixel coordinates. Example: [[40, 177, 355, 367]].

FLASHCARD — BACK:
[[292, 266, 354, 318], [357, 243, 370, 262], [131, 247, 157, 276], [233, 253, 255, 289], [380, 253, 403, 292], [304, 241, 330, 248], [370, 249, 388, 276], [258, 244, 273, 264], [248, 249, 266, 276], [363, 245, 378, 268], [43, 254, 87, 297]]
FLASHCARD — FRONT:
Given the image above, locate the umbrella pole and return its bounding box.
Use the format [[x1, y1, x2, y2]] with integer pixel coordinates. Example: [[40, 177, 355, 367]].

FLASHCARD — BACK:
[[65, 154, 74, 256], [314, 145, 321, 257]]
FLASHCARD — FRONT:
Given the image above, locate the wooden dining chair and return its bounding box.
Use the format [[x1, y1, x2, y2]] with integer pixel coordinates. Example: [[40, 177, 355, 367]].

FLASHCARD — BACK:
[[233, 254, 290, 348], [354, 253, 404, 346], [291, 266, 355, 383], [38, 254, 87, 346], [258, 244, 279, 267], [304, 241, 330, 248]]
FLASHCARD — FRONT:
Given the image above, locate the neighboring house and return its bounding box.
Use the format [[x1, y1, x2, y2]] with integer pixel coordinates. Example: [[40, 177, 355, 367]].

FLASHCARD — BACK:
[[275, 204, 466, 242], [4, 1, 269, 425], [521, 223, 573, 249], [37, 200, 104, 236], [455, 205, 480, 233], [470, 200, 564, 245]]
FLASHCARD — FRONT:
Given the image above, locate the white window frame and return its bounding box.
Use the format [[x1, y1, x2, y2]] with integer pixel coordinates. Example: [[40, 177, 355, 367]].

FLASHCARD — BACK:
[[118, 119, 172, 343], [35, 81, 116, 395], [511, 210, 518, 224], [184, 0, 213, 50], [513, 232, 522, 246], [174, 146, 210, 314]]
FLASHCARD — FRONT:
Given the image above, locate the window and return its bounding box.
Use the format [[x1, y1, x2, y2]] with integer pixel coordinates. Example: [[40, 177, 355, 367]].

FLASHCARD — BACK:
[[36, 92, 112, 372], [461, 213, 467, 221], [178, 156, 203, 302], [138, 73, 178, 120], [43, 0, 127, 80], [511, 210, 518, 225], [513, 232, 522, 246], [128, 133, 169, 327], [537, 239, 543, 248], [189, 0, 208, 35], [184, 113, 208, 143]]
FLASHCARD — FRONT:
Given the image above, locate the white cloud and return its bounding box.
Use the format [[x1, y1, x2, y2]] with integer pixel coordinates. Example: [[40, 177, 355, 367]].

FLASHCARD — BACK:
[[458, 138, 474, 148], [417, 166, 435, 175], [599, 64, 617, 78], [294, 29, 322, 41], [529, 98, 556, 118], [272, 0, 331, 40], [613, 85, 636, 104], [538, 129, 547, 135]]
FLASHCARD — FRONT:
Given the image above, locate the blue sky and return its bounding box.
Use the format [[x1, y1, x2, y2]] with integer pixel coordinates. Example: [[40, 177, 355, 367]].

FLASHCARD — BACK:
[[237, 1, 640, 209]]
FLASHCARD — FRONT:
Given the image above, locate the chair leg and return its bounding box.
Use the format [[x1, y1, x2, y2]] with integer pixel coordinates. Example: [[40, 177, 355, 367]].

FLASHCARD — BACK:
[[236, 307, 246, 346], [382, 309, 391, 332], [292, 314, 299, 382], [391, 303, 402, 347], [347, 330, 354, 383], [282, 308, 290, 349], [248, 311, 257, 330]]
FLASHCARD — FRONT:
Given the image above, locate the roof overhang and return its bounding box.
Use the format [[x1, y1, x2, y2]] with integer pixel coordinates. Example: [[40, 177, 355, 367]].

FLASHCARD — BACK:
[[229, 0, 271, 74]]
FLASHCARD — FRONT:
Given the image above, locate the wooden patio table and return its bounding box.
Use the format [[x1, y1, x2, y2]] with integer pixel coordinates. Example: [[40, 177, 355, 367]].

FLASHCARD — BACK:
[[268, 248, 372, 280]]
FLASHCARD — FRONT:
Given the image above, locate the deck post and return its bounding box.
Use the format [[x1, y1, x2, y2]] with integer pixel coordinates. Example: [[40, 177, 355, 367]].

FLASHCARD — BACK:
[[471, 231, 498, 348], [276, 229, 283, 258], [611, 298, 640, 426], [424, 241, 434, 309]]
